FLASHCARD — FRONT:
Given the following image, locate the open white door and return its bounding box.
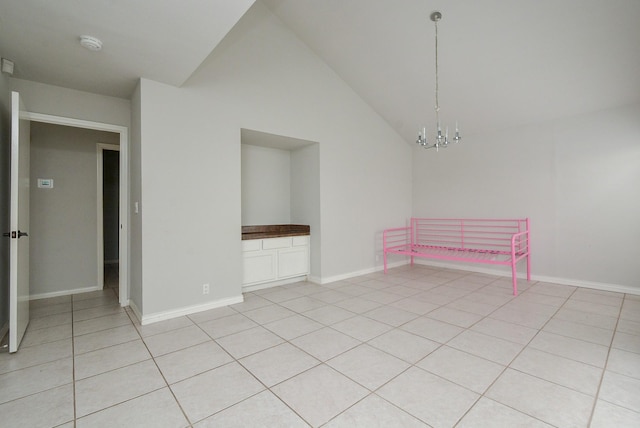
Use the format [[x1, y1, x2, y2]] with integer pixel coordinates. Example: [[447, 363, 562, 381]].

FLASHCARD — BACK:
[[9, 91, 30, 353]]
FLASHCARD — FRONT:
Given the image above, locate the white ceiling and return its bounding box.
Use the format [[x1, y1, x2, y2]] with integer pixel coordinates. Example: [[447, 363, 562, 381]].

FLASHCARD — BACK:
[[2, 0, 639, 140], [0, 0, 255, 98]]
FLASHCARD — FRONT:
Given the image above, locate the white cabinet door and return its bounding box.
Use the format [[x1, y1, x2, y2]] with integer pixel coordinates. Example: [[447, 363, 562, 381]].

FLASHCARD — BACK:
[[278, 246, 309, 278], [243, 251, 277, 284]]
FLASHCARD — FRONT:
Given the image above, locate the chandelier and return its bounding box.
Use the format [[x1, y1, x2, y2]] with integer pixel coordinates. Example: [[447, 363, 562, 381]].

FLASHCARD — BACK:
[[416, 11, 461, 151]]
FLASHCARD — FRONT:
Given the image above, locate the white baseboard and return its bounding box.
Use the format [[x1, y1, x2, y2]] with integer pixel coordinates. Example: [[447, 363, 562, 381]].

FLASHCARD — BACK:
[[309, 258, 639, 296], [129, 300, 142, 324], [0, 322, 8, 343], [243, 275, 308, 292], [30, 285, 103, 301], [413, 259, 640, 296], [308, 260, 407, 285], [126, 257, 637, 326], [531, 274, 640, 296], [139, 295, 244, 325]]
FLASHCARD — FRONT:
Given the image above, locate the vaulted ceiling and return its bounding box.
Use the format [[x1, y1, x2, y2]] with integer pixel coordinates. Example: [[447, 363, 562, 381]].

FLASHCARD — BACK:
[[1, 0, 639, 141]]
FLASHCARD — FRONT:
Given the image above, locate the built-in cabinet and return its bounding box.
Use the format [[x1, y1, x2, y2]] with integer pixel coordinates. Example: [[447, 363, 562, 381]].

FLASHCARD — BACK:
[[242, 230, 310, 290]]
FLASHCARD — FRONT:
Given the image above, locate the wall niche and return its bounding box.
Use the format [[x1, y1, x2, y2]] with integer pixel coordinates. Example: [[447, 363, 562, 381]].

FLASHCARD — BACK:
[[240, 128, 321, 278]]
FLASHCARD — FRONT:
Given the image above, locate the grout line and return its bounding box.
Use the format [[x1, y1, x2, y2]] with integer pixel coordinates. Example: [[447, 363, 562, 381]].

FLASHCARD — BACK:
[[125, 304, 195, 427], [450, 285, 576, 426], [585, 293, 625, 427], [16, 267, 634, 427]]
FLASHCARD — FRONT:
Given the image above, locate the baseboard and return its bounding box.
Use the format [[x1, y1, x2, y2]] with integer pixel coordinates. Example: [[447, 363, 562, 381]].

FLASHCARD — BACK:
[[308, 257, 640, 296], [0, 322, 8, 344], [30, 285, 103, 301], [307, 275, 322, 284], [139, 295, 244, 325], [308, 260, 407, 285], [413, 259, 640, 296], [531, 274, 640, 296], [243, 275, 308, 292], [128, 300, 142, 324]]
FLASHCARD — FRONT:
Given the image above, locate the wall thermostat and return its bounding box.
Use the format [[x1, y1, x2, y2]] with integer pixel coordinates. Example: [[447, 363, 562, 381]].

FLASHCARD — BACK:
[[37, 178, 54, 189]]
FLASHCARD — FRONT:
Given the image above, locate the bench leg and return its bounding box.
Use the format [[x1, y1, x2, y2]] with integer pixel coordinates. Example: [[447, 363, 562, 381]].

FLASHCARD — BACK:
[[511, 260, 518, 296], [527, 253, 531, 282], [384, 251, 388, 274]]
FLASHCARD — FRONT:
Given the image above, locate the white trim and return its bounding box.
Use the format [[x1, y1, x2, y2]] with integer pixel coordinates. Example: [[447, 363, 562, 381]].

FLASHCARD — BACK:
[[0, 322, 8, 343], [310, 258, 640, 296], [139, 295, 245, 325], [30, 286, 103, 301], [530, 274, 640, 296], [96, 143, 120, 290], [412, 259, 640, 296], [307, 275, 322, 284], [21, 111, 130, 306], [129, 300, 142, 324], [242, 275, 308, 292], [307, 260, 407, 285]]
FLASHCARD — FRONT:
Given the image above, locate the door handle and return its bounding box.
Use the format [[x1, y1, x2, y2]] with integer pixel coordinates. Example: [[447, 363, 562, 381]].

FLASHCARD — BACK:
[[2, 231, 27, 238]]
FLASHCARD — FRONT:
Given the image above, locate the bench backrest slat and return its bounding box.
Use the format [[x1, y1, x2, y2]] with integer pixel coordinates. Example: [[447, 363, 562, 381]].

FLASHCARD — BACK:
[[411, 217, 528, 252]]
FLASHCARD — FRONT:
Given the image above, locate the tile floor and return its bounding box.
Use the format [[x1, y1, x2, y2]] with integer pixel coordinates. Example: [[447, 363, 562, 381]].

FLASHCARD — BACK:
[[1, 265, 639, 427]]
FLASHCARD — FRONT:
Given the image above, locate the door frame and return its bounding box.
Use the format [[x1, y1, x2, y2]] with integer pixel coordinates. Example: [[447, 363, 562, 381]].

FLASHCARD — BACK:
[[22, 111, 130, 306], [96, 143, 120, 289]]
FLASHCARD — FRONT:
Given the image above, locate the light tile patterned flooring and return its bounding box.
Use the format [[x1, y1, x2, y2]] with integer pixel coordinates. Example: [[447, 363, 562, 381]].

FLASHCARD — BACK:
[[1, 265, 639, 427]]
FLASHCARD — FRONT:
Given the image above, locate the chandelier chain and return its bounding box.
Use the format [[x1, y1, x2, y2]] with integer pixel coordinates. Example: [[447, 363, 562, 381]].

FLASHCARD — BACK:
[[434, 17, 440, 123]]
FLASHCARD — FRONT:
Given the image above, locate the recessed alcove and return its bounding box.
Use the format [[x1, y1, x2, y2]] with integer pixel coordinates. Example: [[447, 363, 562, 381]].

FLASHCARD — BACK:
[[240, 128, 320, 279]]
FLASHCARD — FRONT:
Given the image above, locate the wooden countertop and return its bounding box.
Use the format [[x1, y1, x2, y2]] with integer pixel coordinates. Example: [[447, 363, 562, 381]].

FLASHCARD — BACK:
[[242, 224, 310, 240]]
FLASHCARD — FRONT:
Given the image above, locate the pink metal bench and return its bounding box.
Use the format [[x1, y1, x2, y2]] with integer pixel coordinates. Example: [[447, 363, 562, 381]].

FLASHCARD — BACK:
[[383, 218, 530, 295]]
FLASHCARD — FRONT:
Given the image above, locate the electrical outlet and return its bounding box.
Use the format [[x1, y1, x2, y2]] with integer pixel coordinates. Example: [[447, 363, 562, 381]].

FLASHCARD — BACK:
[[202, 283, 210, 295]]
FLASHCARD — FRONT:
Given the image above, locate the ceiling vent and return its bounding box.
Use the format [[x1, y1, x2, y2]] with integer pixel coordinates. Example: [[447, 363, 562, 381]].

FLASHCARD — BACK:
[[80, 35, 103, 51]]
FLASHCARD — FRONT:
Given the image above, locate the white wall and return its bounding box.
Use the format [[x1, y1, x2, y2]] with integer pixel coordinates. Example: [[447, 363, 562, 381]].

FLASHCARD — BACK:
[[241, 144, 291, 225], [413, 102, 640, 292], [8, 78, 134, 302], [136, 2, 412, 317], [291, 143, 321, 279], [10, 79, 130, 128], [129, 82, 142, 312], [29, 123, 119, 296]]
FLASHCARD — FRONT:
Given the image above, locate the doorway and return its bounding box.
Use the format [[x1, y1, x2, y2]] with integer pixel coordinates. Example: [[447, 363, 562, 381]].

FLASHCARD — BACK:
[[97, 145, 120, 296], [24, 111, 129, 305]]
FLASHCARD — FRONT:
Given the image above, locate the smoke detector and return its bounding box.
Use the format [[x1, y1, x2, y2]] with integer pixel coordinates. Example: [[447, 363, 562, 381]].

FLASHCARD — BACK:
[[80, 35, 103, 51]]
